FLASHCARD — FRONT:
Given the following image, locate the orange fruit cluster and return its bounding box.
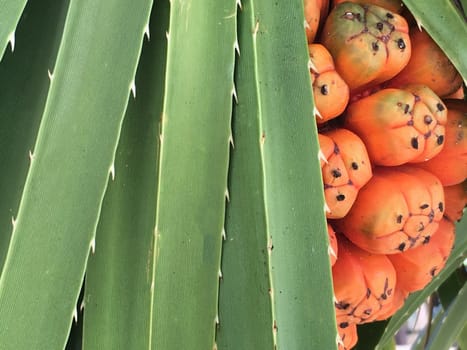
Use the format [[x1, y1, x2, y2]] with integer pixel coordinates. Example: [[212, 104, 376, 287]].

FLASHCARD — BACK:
[[304, 1, 466, 349]]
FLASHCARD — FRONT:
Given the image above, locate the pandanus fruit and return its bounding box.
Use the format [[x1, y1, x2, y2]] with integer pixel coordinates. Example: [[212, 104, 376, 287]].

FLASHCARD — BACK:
[[387, 28, 463, 97], [333, 166, 444, 254], [333, 235, 397, 326], [415, 99, 467, 186], [388, 218, 455, 293], [308, 43, 350, 123], [318, 129, 372, 219], [344, 85, 447, 166], [320, 2, 411, 94]]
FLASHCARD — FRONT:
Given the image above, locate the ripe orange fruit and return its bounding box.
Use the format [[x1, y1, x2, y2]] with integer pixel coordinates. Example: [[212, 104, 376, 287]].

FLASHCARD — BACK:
[[318, 129, 372, 218], [333, 166, 444, 254], [388, 217, 455, 293], [386, 28, 463, 97], [333, 236, 397, 325], [344, 85, 447, 166], [308, 43, 350, 123], [321, 2, 411, 94]]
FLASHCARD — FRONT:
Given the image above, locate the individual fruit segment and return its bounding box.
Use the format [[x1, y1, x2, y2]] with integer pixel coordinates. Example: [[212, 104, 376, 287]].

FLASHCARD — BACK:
[[318, 129, 372, 219], [386, 28, 463, 97], [337, 322, 358, 350], [320, 2, 411, 94], [309, 44, 350, 123], [332, 0, 403, 13], [334, 166, 445, 254], [388, 218, 455, 293], [333, 235, 397, 325], [444, 182, 467, 222], [415, 99, 467, 186], [344, 85, 447, 166]]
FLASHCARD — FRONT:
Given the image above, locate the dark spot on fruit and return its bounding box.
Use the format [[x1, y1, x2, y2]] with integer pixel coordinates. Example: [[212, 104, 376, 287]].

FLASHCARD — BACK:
[[332, 169, 342, 178], [420, 203, 429, 210], [398, 242, 406, 251], [334, 143, 340, 154], [404, 104, 410, 114], [340, 322, 349, 329], [428, 209, 435, 222], [387, 288, 393, 296], [372, 41, 379, 51], [437, 103, 445, 111], [321, 84, 329, 95], [407, 119, 414, 126], [430, 267, 437, 276], [437, 135, 444, 145], [336, 194, 346, 201], [381, 293, 387, 300], [424, 115, 433, 124], [366, 288, 371, 298], [411, 137, 419, 149], [335, 301, 350, 310], [423, 236, 431, 244], [397, 38, 406, 49], [386, 12, 394, 19], [414, 94, 421, 102], [417, 222, 425, 232], [397, 102, 403, 107], [424, 131, 431, 139], [351, 162, 359, 170], [397, 215, 403, 224], [439, 202, 444, 212], [376, 22, 384, 30], [363, 309, 372, 315]]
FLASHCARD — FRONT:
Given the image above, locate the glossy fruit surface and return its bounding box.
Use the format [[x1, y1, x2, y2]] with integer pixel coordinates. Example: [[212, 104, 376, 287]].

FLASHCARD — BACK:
[[334, 166, 444, 254], [344, 85, 447, 166]]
